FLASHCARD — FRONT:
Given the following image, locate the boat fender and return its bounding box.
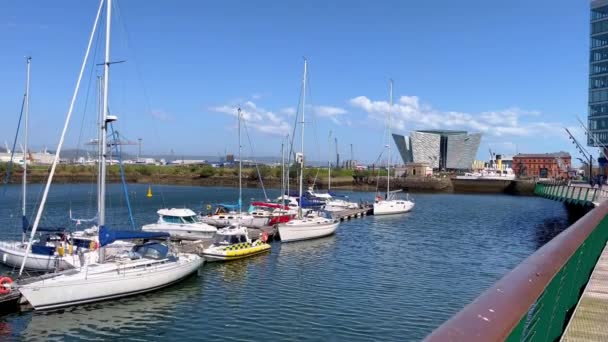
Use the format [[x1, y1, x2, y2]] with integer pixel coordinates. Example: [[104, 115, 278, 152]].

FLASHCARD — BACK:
[[57, 245, 65, 257], [261, 231, 269, 243], [89, 241, 99, 251], [0, 277, 12, 295]]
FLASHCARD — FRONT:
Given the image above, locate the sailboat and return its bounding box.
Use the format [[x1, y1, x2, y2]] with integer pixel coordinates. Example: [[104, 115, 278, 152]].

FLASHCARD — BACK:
[[202, 108, 271, 261], [278, 59, 340, 242], [18, 0, 203, 311], [373, 79, 414, 215], [0, 58, 98, 272]]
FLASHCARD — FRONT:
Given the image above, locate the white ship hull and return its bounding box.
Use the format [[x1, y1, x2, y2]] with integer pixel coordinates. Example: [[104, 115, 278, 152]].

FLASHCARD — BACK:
[[373, 200, 415, 215], [0, 241, 72, 271], [278, 219, 339, 242], [19, 253, 203, 311], [142, 223, 216, 241]]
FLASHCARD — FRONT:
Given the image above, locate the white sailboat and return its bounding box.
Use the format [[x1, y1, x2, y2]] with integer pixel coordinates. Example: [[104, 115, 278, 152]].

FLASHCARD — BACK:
[[18, 0, 203, 311], [278, 59, 340, 242], [373, 79, 415, 215], [0, 58, 97, 272]]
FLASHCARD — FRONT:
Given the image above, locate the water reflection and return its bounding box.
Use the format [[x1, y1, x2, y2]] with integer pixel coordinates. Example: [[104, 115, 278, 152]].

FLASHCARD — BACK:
[[278, 235, 337, 257], [21, 274, 202, 341]]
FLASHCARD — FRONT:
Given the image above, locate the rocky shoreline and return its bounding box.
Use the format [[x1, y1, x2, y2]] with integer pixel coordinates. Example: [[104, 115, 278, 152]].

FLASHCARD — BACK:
[[3, 170, 536, 195]]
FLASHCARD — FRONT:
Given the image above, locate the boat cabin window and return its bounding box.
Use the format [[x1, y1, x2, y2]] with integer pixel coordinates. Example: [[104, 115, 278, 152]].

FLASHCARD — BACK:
[[133, 243, 169, 260], [162, 215, 182, 224], [182, 215, 198, 224], [213, 234, 246, 245]]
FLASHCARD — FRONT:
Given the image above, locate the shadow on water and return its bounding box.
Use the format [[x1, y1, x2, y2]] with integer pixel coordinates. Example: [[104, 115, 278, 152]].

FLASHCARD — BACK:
[[16, 273, 204, 341], [534, 204, 593, 249]]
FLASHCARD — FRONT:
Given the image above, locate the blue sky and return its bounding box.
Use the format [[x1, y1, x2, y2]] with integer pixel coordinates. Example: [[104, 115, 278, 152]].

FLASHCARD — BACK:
[[0, 0, 592, 164]]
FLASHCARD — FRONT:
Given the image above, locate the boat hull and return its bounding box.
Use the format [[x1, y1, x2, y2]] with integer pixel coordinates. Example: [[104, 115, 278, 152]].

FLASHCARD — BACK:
[[19, 254, 203, 311], [142, 224, 216, 241], [0, 241, 72, 272], [373, 200, 415, 215], [200, 216, 269, 229], [278, 221, 339, 242], [203, 243, 271, 262]]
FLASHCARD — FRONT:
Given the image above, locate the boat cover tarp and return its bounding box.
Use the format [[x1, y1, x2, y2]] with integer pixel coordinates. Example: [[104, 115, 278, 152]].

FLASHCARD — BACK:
[[31, 245, 55, 256], [99, 226, 169, 247]]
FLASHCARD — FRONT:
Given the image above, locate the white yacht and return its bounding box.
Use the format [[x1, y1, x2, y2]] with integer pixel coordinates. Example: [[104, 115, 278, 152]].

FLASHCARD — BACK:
[[17, 0, 203, 311], [278, 212, 340, 242], [373, 80, 414, 216], [142, 208, 217, 240], [277, 59, 341, 242], [373, 190, 415, 215], [19, 232, 202, 310]]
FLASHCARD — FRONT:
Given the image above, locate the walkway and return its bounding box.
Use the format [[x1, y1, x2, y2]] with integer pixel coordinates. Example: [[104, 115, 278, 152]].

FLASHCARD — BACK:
[[562, 242, 608, 341]]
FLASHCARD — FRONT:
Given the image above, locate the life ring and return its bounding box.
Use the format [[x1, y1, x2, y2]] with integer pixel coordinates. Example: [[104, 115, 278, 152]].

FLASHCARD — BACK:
[[0, 277, 13, 295], [261, 231, 269, 243], [206, 204, 212, 210]]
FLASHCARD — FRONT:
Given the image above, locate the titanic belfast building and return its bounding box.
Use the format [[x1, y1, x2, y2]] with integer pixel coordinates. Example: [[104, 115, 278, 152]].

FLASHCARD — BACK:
[[392, 130, 482, 171]]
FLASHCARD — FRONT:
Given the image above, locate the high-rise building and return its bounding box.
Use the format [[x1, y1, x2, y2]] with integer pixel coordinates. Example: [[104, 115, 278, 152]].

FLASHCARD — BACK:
[[589, 0, 608, 146], [392, 130, 482, 170]]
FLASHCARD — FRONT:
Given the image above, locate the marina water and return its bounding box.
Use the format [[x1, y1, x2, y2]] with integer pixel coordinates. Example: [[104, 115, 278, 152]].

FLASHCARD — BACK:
[[0, 184, 569, 341]]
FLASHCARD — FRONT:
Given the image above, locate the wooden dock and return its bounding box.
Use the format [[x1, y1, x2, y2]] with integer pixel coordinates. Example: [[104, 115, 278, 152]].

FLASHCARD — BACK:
[[562, 242, 608, 341], [330, 205, 373, 221]]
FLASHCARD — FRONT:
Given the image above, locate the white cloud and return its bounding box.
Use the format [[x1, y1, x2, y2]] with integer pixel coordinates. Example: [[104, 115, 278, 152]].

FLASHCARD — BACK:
[[148, 109, 173, 121], [208, 101, 291, 136], [349, 95, 562, 138], [280, 107, 297, 116], [311, 105, 348, 125]]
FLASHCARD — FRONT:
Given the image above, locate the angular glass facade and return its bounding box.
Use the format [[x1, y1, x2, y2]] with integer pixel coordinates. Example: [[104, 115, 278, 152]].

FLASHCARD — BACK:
[[392, 131, 481, 170], [589, 0, 608, 146]]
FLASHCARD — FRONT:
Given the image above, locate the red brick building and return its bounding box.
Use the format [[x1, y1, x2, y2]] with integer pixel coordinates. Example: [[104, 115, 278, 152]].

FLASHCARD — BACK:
[[513, 152, 571, 178]]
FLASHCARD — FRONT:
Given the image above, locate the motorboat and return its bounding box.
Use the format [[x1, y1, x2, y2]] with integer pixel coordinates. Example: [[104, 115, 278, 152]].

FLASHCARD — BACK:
[[19, 228, 203, 311], [202, 225, 270, 262], [142, 208, 217, 240], [373, 190, 415, 215], [278, 211, 340, 243]]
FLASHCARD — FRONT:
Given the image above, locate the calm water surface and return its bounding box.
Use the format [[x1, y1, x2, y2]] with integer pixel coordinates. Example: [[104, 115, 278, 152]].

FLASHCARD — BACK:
[[0, 184, 570, 341]]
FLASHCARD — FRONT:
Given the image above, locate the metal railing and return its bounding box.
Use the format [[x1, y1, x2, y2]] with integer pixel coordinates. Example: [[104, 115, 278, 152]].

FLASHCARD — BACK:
[[535, 183, 600, 205], [425, 198, 608, 341]]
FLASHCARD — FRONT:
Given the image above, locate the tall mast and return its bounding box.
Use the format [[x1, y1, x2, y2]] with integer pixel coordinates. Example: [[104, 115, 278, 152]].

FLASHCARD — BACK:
[[22, 57, 31, 242], [285, 134, 290, 206], [100, 0, 112, 228], [299, 59, 307, 218], [238, 107, 242, 215], [387, 79, 392, 195], [19, 0, 105, 276], [281, 137, 285, 207], [97, 75, 102, 221], [328, 131, 332, 191]]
